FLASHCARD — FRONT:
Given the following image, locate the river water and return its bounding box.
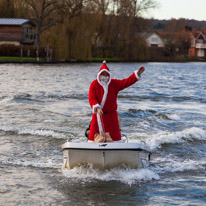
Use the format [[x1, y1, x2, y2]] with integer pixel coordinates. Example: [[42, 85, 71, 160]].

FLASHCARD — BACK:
[[0, 62, 206, 205]]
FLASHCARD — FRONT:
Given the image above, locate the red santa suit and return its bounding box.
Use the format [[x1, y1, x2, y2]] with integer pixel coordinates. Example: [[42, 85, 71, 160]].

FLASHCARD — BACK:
[[88, 61, 141, 142]]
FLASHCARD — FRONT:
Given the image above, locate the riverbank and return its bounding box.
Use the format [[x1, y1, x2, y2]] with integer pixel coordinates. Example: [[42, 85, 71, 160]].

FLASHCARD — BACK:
[[0, 56, 44, 63], [1, 56, 206, 64]]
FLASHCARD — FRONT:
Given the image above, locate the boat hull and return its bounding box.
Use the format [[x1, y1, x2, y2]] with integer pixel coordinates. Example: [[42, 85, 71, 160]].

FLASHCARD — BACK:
[[62, 142, 151, 170]]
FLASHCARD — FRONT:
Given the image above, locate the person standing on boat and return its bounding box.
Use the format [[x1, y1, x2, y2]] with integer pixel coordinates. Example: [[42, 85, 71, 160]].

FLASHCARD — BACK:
[[88, 61, 145, 142]]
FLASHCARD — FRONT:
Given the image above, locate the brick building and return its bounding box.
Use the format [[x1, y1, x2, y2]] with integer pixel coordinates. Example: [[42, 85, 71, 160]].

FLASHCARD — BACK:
[[188, 32, 206, 58]]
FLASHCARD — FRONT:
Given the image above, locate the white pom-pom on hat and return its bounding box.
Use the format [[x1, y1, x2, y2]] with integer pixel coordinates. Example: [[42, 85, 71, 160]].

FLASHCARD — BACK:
[[98, 60, 110, 73]]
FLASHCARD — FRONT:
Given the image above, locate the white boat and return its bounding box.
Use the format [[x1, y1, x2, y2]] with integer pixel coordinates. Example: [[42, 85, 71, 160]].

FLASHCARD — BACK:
[[61, 141, 151, 170]]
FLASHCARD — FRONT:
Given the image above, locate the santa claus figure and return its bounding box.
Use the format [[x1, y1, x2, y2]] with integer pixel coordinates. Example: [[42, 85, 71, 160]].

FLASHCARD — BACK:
[[88, 61, 145, 142]]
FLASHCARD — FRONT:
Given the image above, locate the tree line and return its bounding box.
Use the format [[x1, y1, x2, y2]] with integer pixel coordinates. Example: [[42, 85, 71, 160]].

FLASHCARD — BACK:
[[0, 0, 203, 61], [0, 0, 159, 61]]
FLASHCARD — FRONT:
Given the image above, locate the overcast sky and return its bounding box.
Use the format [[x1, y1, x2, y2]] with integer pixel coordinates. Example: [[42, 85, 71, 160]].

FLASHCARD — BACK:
[[144, 0, 206, 21]]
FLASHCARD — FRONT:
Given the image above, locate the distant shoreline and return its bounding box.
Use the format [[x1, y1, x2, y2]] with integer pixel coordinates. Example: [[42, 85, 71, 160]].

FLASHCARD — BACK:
[[0, 57, 206, 64]]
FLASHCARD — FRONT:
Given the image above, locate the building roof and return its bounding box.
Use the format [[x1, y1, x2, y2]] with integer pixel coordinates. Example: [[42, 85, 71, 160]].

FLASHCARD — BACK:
[[0, 18, 36, 26], [138, 32, 162, 40], [194, 32, 206, 41]]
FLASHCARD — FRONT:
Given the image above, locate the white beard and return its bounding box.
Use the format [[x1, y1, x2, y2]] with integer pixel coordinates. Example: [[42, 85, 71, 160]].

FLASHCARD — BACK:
[[99, 76, 109, 84]]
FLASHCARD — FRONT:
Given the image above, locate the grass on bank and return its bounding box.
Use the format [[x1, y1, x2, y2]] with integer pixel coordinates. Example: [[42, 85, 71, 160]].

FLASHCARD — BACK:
[[1, 56, 206, 63], [0, 56, 120, 62], [0, 56, 43, 61]]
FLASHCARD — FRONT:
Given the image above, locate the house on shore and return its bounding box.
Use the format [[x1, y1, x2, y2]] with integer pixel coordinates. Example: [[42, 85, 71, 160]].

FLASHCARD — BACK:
[[0, 18, 36, 46], [139, 32, 165, 48], [188, 32, 206, 58]]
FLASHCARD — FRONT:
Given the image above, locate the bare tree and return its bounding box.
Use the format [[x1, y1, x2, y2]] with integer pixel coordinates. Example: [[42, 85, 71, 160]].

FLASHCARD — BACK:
[[57, 0, 85, 58], [113, 0, 157, 17], [10, 0, 158, 60], [166, 18, 187, 33], [0, 0, 15, 17], [59, 0, 84, 18], [86, 0, 111, 15], [175, 28, 192, 55], [132, 0, 157, 17], [24, 0, 60, 60]]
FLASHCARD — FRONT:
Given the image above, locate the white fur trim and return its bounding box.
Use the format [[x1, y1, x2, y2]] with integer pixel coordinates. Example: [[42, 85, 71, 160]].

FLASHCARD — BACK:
[[97, 70, 111, 109], [134, 70, 140, 80], [97, 69, 111, 82], [96, 68, 111, 135], [103, 60, 106, 63], [97, 113, 103, 133], [101, 85, 108, 108], [93, 104, 101, 113], [88, 140, 94, 143]]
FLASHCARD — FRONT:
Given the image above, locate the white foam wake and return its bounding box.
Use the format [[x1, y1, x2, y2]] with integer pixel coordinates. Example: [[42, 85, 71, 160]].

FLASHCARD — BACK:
[[62, 164, 159, 185], [62, 152, 206, 185], [19, 128, 66, 138], [151, 155, 206, 174], [145, 127, 206, 150], [168, 113, 181, 121]]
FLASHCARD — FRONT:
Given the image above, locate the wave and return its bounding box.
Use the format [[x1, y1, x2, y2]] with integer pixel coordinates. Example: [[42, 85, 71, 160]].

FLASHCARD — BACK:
[[1, 159, 61, 169], [62, 151, 206, 185], [0, 124, 66, 139], [5, 92, 205, 105], [0, 158, 159, 185], [122, 109, 172, 120], [61, 145, 206, 185], [19, 128, 66, 138], [143, 127, 206, 150], [62, 164, 159, 185], [167, 114, 181, 121], [2, 150, 205, 186], [118, 94, 206, 103], [10, 93, 88, 104], [151, 155, 206, 174]]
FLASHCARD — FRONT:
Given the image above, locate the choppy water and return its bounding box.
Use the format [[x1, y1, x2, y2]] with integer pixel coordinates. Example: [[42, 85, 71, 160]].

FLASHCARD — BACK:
[[0, 62, 206, 205]]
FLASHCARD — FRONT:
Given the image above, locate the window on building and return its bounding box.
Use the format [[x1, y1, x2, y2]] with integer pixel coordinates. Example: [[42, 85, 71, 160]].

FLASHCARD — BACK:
[[197, 39, 203, 43], [24, 27, 35, 40], [151, 37, 158, 43], [24, 27, 32, 34]]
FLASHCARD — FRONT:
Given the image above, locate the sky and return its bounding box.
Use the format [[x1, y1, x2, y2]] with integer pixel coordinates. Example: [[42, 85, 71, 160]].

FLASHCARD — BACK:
[[144, 0, 206, 21]]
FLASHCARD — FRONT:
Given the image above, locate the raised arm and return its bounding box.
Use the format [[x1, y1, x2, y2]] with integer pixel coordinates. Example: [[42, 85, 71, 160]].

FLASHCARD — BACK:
[[116, 66, 145, 91]]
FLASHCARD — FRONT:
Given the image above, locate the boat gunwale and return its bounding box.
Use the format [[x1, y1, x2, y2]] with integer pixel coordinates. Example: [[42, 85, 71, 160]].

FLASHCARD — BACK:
[[62, 148, 145, 151], [61, 142, 151, 153]]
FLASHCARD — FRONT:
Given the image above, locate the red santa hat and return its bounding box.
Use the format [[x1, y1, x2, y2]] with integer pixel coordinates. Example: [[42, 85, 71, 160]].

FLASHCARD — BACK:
[[97, 60, 111, 86], [98, 60, 110, 76]]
